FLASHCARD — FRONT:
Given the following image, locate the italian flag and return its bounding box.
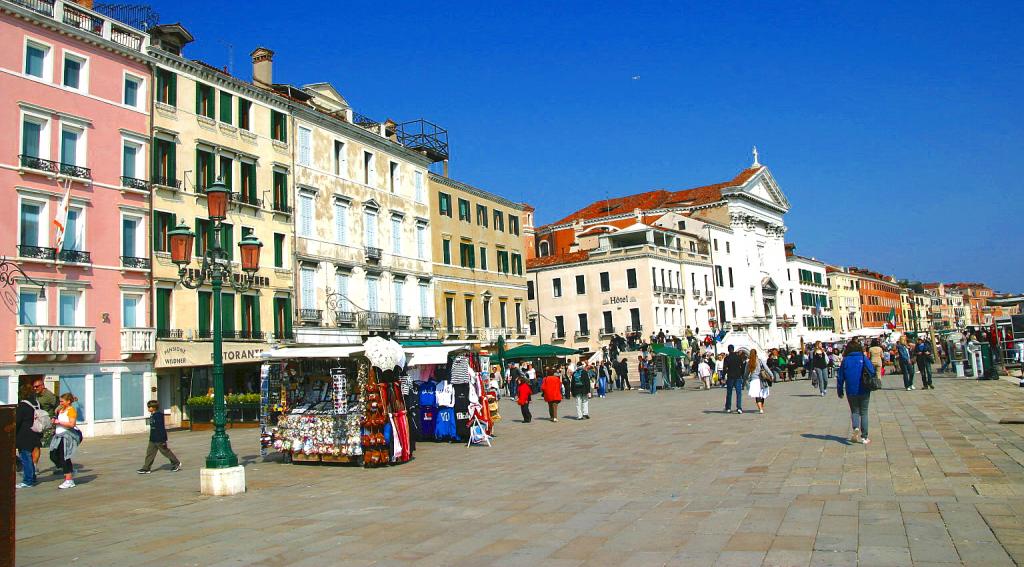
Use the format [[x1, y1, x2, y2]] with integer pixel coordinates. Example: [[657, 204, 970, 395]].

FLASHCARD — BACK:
[[886, 308, 897, 330]]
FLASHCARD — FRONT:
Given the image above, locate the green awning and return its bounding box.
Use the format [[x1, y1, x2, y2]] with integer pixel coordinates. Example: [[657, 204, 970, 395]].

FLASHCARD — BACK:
[[399, 340, 445, 347], [502, 344, 580, 359], [651, 343, 686, 358]]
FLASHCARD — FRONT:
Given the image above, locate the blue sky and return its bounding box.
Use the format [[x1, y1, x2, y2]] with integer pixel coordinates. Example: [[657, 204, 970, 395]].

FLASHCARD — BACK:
[[147, 1, 1024, 292]]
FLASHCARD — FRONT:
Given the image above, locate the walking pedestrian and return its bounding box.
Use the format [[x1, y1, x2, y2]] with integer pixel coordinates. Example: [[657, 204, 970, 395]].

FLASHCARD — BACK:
[[745, 349, 773, 413], [698, 356, 712, 390], [516, 376, 532, 423], [49, 393, 82, 489], [137, 400, 182, 474], [837, 339, 876, 444], [714, 353, 726, 387], [16, 388, 44, 488], [597, 361, 609, 398], [937, 343, 950, 373], [637, 354, 648, 391], [916, 337, 935, 389], [570, 364, 591, 419], [723, 345, 745, 413], [897, 335, 915, 390], [812, 342, 829, 396], [541, 368, 562, 422], [868, 338, 884, 378]]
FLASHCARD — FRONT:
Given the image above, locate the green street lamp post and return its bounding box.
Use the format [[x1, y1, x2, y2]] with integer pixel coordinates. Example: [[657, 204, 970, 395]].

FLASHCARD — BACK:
[[168, 179, 262, 472]]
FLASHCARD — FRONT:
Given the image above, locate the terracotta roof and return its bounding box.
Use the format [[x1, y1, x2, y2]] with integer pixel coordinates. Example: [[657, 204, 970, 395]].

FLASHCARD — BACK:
[[526, 250, 590, 269], [547, 167, 761, 227]]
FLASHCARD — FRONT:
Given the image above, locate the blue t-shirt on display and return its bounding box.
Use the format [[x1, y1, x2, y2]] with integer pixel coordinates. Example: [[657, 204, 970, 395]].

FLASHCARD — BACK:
[[418, 381, 437, 407]]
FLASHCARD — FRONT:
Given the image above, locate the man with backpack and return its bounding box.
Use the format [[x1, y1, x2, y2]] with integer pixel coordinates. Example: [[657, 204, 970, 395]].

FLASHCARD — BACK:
[[571, 362, 592, 420], [16, 389, 48, 488]]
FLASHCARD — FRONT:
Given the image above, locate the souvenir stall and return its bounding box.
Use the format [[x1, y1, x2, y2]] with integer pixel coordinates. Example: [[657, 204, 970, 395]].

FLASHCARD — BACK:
[[258, 339, 415, 467], [405, 348, 499, 444]]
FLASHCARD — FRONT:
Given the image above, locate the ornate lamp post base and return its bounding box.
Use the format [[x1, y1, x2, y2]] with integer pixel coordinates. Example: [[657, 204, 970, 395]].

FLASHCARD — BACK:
[[200, 465, 246, 496]]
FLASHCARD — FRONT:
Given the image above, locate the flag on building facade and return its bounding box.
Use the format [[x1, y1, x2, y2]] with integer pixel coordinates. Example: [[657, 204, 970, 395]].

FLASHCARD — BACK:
[[886, 308, 897, 330], [53, 185, 71, 251]]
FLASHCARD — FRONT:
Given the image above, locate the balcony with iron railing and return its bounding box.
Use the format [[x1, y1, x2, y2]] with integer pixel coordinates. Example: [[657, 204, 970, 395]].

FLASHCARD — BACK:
[[445, 326, 465, 338], [18, 244, 56, 260], [297, 309, 323, 325], [155, 328, 184, 339], [120, 328, 155, 358], [237, 330, 266, 341], [625, 325, 642, 334], [121, 255, 150, 269], [551, 331, 566, 342], [482, 327, 513, 342], [235, 191, 262, 209], [396, 315, 411, 330], [365, 246, 382, 262], [271, 201, 292, 214], [16, 325, 96, 360], [417, 316, 438, 330], [9, 0, 149, 51], [120, 175, 149, 191], [151, 174, 181, 189], [58, 249, 90, 263], [599, 327, 616, 337], [574, 329, 591, 339], [272, 330, 295, 341], [334, 311, 357, 328], [19, 155, 91, 179], [359, 311, 397, 331]]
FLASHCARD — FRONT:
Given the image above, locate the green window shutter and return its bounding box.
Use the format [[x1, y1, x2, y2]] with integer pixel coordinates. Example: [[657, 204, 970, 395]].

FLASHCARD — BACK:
[[241, 296, 251, 333], [252, 295, 261, 332], [167, 142, 176, 182], [198, 291, 211, 335], [284, 296, 293, 336], [221, 292, 235, 334], [195, 217, 203, 255], [169, 72, 177, 106], [195, 152, 202, 189], [195, 84, 202, 115], [273, 298, 282, 335], [156, 289, 171, 332], [274, 233, 283, 267], [222, 222, 233, 261], [219, 91, 232, 123]]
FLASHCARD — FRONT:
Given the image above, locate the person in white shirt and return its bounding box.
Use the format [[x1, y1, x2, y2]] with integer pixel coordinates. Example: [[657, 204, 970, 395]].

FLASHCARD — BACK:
[[698, 357, 713, 390]]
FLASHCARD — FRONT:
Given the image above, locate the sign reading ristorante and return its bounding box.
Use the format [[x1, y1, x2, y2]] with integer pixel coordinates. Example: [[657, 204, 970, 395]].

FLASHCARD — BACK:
[[156, 341, 267, 368]]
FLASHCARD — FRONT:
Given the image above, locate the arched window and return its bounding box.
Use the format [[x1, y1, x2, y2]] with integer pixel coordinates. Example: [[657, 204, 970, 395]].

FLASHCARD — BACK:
[[538, 240, 550, 257]]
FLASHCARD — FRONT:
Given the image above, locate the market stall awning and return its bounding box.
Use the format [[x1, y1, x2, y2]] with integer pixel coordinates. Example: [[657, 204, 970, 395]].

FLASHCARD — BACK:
[[405, 345, 466, 366], [503, 344, 580, 359], [651, 344, 686, 357], [259, 345, 364, 360]]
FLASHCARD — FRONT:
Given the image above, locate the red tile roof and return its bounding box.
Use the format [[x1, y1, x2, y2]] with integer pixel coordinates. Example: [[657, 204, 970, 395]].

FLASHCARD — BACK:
[[526, 250, 590, 269], [546, 167, 761, 227]]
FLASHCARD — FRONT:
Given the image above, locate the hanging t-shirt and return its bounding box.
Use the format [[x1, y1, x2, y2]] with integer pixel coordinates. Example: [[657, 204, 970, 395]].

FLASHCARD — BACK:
[[435, 381, 455, 407], [434, 406, 458, 441], [450, 357, 472, 384], [453, 383, 471, 439], [419, 405, 437, 439], [419, 380, 437, 407]]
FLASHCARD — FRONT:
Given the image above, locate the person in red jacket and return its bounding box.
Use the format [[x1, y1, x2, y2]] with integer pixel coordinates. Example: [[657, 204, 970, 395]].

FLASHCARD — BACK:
[[540, 367, 563, 422], [516, 376, 532, 423]]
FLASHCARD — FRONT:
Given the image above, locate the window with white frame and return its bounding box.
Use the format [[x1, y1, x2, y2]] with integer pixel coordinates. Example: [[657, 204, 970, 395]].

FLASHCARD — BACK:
[[391, 216, 401, 255], [333, 199, 349, 244], [389, 161, 399, 193], [414, 171, 425, 203], [19, 199, 46, 248], [300, 266, 316, 308], [335, 271, 350, 311], [419, 282, 429, 317], [121, 213, 144, 259], [60, 124, 85, 167], [122, 292, 144, 328], [58, 289, 84, 326], [297, 192, 314, 237], [297, 126, 312, 167], [363, 151, 376, 186], [416, 223, 426, 260], [123, 73, 144, 109], [18, 288, 45, 325], [63, 206, 85, 252], [21, 112, 49, 160], [334, 140, 347, 176], [364, 209, 378, 247], [24, 39, 51, 80], [393, 279, 404, 315], [62, 52, 87, 91], [366, 277, 379, 311], [121, 138, 144, 181]]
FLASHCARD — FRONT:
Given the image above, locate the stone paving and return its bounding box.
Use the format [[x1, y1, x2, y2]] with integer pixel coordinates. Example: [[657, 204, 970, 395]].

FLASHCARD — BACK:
[[13, 371, 1024, 566]]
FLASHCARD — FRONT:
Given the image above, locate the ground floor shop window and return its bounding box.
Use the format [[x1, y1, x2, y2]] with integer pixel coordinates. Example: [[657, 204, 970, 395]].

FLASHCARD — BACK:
[[0, 376, 7, 404], [94, 373, 113, 421], [121, 372, 145, 418], [58, 375, 86, 421]]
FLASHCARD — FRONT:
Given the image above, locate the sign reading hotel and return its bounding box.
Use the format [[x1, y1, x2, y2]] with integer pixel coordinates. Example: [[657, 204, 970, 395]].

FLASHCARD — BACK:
[[603, 296, 637, 305], [156, 342, 267, 368]]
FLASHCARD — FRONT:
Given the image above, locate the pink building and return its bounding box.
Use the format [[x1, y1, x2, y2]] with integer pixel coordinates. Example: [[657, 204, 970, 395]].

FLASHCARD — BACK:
[[0, 0, 155, 436]]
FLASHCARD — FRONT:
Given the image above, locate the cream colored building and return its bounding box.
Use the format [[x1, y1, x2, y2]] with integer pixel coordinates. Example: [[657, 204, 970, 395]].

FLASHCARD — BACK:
[[287, 74, 439, 344], [429, 173, 531, 347], [527, 217, 713, 352], [826, 265, 862, 334], [148, 30, 295, 423]]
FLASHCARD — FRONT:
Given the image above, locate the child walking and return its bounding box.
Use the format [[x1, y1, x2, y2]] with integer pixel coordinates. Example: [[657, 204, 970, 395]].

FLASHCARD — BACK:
[[137, 400, 182, 474]]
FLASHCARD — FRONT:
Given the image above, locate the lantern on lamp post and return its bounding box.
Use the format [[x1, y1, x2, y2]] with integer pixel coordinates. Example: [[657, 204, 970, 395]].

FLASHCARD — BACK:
[[169, 178, 261, 494]]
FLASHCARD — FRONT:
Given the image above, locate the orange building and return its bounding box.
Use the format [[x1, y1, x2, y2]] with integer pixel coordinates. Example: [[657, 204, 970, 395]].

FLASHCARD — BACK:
[[849, 268, 903, 330], [945, 283, 995, 325]]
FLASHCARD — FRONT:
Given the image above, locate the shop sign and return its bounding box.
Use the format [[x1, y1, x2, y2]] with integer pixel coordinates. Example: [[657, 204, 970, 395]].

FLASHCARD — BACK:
[[156, 341, 269, 368], [603, 295, 637, 305]]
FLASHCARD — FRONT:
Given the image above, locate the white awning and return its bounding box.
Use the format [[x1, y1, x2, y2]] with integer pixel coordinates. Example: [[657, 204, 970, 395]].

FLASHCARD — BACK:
[[405, 345, 465, 366], [259, 345, 364, 360]]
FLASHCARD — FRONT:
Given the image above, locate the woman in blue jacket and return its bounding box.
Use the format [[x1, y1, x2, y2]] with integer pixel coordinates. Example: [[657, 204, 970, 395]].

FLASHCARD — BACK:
[[837, 340, 876, 445]]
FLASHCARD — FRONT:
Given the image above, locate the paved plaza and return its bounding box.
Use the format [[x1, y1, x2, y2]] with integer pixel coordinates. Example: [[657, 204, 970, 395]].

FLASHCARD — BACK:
[[14, 372, 1024, 566]]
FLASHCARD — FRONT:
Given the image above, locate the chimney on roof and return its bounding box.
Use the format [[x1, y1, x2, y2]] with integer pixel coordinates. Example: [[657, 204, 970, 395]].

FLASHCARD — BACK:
[[251, 47, 274, 89], [785, 242, 795, 257], [70, 0, 94, 8]]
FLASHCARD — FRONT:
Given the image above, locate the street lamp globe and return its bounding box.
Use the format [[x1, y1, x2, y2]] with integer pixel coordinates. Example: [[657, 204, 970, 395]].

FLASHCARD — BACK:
[[204, 179, 230, 221], [238, 234, 263, 273], [168, 223, 196, 267]]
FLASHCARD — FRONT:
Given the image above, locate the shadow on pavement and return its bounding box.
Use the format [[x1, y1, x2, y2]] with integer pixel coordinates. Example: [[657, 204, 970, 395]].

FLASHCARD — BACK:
[[801, 433, 851, 445]]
